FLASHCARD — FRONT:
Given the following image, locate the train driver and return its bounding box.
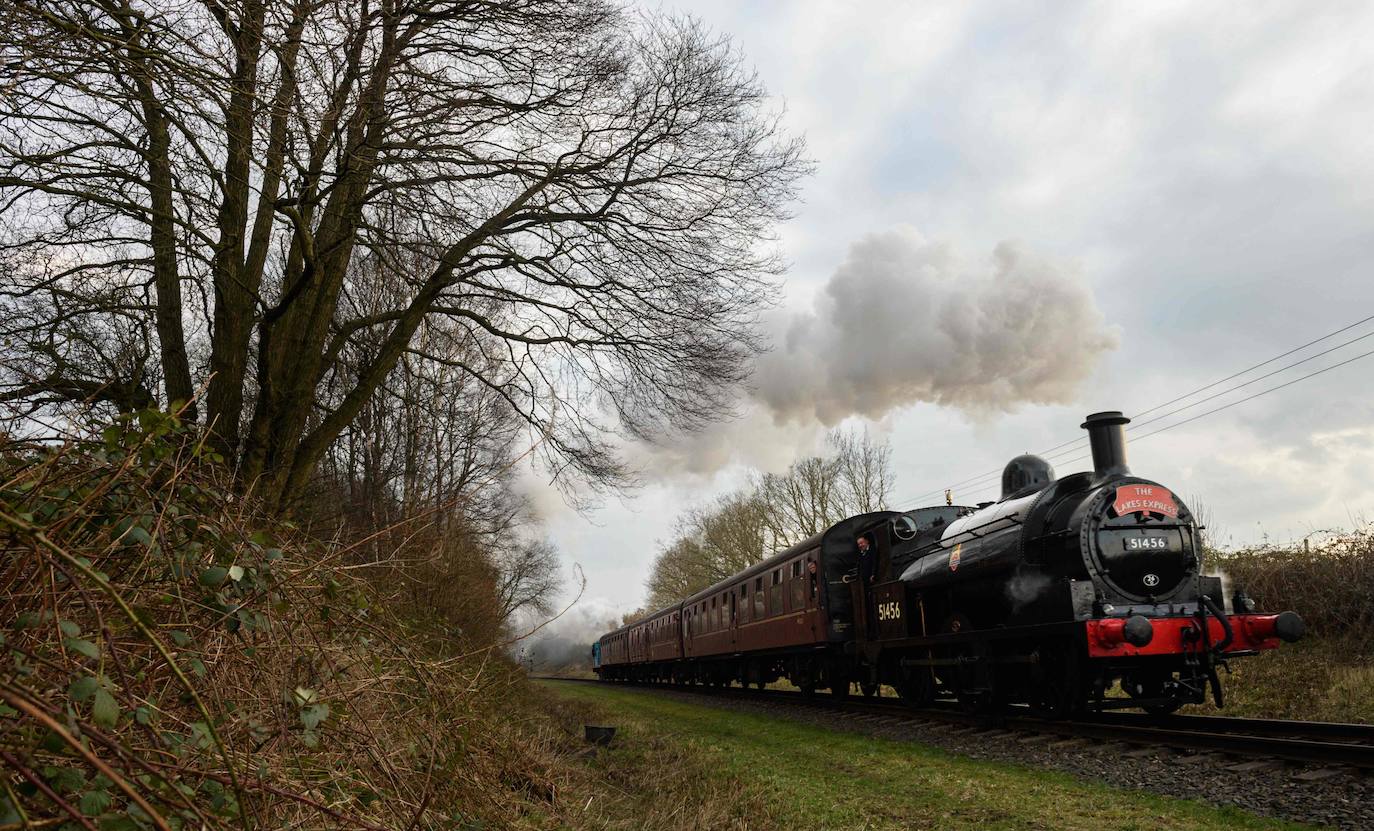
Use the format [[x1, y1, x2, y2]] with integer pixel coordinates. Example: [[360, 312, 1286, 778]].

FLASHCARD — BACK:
[[807, 559, 820, 601], [857, 535, 875, 585]]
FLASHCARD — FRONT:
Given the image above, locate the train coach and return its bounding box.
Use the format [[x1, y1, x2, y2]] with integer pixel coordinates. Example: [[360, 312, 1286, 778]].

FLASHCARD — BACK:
[[595, 411, 1305, 715]]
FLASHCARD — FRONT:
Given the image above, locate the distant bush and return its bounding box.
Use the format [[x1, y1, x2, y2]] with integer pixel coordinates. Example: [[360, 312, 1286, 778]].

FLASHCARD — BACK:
[[1210, 528, 1374, 644]]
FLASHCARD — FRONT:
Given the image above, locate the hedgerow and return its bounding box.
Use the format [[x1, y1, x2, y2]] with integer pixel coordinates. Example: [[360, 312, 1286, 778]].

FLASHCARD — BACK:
[[0, 410, 552, 828], [1211, 530, 1374, 643]]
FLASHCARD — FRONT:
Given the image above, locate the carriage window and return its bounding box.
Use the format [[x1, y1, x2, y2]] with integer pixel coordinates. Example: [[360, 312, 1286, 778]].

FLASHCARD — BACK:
[[771, 569, 783, 614], [792, 561, 802, 578], [754, 577, 765, 618]]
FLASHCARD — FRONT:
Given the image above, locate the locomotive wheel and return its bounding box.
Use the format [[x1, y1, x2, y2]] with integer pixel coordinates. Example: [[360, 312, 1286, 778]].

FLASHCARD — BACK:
[[799, 683, 816, 698], [896, 668, 934, 707], [860, 680, 879, 698], [831, 680, 851, 700], [1032, 641, 1085, 719]]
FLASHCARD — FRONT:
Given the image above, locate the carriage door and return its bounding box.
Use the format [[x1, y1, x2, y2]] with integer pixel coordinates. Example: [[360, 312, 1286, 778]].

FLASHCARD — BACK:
[[729, 592, 737, 647]]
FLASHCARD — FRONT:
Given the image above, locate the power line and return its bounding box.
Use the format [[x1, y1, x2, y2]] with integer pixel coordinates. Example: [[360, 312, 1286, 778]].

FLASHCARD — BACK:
[[1130, 344, 1374, 444], [901, 344, 1374, 507], [890, 311, 1374, 508], [1132, 311, 1374, 419], [1126, 326, 1374, 434]]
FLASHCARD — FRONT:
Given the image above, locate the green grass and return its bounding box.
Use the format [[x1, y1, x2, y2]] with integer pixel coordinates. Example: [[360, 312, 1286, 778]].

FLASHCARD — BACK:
[[543, 681, 1314, 831]]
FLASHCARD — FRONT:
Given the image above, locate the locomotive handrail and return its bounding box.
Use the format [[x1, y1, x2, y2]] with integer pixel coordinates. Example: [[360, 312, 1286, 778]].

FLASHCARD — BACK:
[[926, 515, 1023, 551]]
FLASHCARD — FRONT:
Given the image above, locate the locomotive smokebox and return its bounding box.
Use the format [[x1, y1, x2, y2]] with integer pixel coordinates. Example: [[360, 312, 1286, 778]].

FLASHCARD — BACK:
[[1081, 410, 1131, 480]]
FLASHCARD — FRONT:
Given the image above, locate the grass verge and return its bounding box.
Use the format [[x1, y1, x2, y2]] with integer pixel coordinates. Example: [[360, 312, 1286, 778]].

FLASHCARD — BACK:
[[542, 681, 1314, 831], [1190, 638, 1374, 722]]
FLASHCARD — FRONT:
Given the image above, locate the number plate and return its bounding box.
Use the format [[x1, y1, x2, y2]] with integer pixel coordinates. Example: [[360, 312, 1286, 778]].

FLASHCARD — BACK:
[[1117, 532, 1179, 553]]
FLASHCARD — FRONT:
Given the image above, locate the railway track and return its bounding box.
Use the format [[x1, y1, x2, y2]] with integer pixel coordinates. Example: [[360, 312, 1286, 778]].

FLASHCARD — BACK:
[[536, 676, 1374, 774]]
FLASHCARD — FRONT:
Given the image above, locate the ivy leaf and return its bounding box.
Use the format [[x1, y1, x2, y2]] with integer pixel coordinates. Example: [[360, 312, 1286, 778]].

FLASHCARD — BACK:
[[68, 675, 100, 702], [65, 638, 100, 660], [189, 659, 207, 678], [227, 565, 245, 582], [125, 525, 153, 547], [169, 630, 191, 647], [58, 619, 81, 638], [199, 566, 228, 587], [291, 687, 317, 706], [91, 688, 119, 729]]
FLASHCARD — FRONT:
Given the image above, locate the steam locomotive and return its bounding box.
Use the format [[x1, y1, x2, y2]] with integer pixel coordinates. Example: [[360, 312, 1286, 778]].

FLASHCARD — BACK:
[[594, 411, 1304, 715]]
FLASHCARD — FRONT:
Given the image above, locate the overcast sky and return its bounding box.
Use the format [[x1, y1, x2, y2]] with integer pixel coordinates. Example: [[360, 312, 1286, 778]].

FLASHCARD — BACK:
[[524, 1, 1374, 639]]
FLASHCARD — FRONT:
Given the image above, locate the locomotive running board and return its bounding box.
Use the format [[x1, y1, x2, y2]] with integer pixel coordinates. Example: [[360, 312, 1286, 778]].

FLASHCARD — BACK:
[[876, 620, 1082, 652], [899, 654, 1040, 668]]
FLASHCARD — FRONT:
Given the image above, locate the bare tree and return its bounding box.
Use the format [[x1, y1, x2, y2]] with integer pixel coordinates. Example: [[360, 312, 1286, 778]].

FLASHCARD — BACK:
[[830, 427, 893, 515], [644, 428, 893, 607], [0, 1, 807, 511], [493, 537, 560, 622], [756, 456, 842, 547]]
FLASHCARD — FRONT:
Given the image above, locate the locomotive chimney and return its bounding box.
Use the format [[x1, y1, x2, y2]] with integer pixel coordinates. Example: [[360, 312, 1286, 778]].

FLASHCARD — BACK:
[[1081, 410, 1131, 480]]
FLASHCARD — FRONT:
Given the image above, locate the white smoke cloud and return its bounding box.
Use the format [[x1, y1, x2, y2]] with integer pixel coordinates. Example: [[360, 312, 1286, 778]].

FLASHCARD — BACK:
[[635, 228, 1118, 478], [756, 228, 1119, 425]]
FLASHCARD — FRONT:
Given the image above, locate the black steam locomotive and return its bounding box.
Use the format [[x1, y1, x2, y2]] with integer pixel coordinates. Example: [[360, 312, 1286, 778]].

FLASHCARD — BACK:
[[596, 411, 1303, 715]]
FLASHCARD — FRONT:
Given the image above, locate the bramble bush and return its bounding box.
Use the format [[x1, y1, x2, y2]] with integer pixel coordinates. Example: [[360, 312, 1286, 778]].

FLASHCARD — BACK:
[[0, 411, 573, 828], [1211, 530, 1374, 643], [1199, 531, 1374, 721]]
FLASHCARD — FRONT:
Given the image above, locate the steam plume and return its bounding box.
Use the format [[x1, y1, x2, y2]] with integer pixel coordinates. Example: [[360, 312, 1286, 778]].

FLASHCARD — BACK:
[[634, 228, 1118, 477], [756, 228, 1118, 425]]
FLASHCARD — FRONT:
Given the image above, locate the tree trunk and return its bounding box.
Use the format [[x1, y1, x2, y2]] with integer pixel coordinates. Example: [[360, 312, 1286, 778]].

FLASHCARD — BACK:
[[206, 0, 268, 456]]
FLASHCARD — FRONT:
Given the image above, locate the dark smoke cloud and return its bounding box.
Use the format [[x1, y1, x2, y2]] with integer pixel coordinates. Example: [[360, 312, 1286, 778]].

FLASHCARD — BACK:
[[755, 229, 1119, 425], [517, 602, 622, 673]]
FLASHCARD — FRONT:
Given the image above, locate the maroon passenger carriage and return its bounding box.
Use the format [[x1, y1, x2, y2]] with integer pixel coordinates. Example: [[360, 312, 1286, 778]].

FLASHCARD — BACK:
[[595, 411, 1305, 714]]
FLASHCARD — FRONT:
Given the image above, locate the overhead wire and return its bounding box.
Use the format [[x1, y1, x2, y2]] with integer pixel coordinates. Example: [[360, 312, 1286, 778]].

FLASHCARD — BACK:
[[1015, 345, 1374, 475], [889, 311, 1374, 509]]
